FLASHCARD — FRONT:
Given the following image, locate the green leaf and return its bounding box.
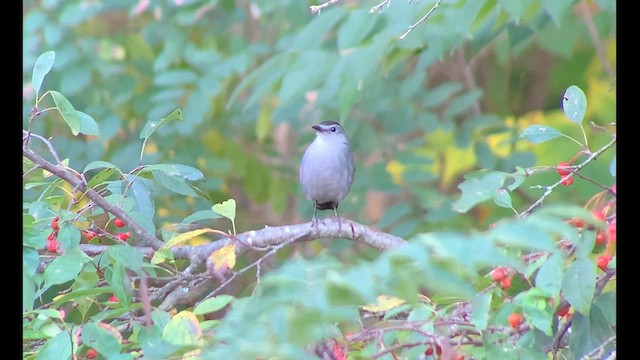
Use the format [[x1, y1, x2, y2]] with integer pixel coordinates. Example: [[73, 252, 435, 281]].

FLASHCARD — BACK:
[[87, 167, 117, 189], [180, 210, 223, 226], [154, 69, 198, 86], [278, 51, 335, 107], [561, 259, 596, 315], [194, 295, 234, 315], [52, 288, 114, 309], [212, 199, 236, 221], [23, 269, 36, 312], [50, 91, 80, 135], [489, 220, 556, 252], [140, 108, 183, 140], [492, 188, 513, 209], [471, 291, 491, 330], [337, 8, 377, 50], [32, 51, 55, 94], [34, 329, 73, 360], [105, 244, 144, 274], [453, 170, 509, 213], [534, 253, 563, 298], [569, 305, 616, 359], [81, 322, 123, 357], [541, 0, 571, 27], [76, 110, 100, 135], [518, 288, 553, 336], [562, 85, 587, 125], [57, 223, 81, 251], [44, 247, 89, 286], [84, 160, 120, 173], [151, 170, 198, 197], [423, 82, 463, 108], [519, 125, 563, 143], [130, 179, 155, 218], [128, 211, 156, 237]]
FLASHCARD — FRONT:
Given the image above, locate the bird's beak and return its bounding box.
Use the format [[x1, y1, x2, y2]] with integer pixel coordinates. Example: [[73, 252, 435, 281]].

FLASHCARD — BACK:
[[312, 124, 322, 132]]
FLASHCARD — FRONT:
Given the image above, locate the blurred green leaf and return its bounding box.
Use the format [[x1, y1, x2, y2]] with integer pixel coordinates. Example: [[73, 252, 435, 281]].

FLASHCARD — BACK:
[[44, 247, 89, 286], [453, 170, 510, 213], [492, 188, 513, 209], [471, 291, 492, 330], [519, 125, 563, 143], [32, 51, 55, 95], [81, 322, 123, 357], [194, 295, 234, 315], [105, 244, 144, 274], [569, 305, 615, 358], [561, 259, 596, 315], [34, 330, 72, 360], [562, 85, 587, 125], [518, 288, 553, 336], [534, 253, 563, 299], [337, 8, 377, 50]]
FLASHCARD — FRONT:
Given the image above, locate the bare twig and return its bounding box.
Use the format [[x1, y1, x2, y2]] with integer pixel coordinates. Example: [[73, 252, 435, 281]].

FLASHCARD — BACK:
[[370, 0, 392, 13], [399, 0, 444, 40], [310, 0, 340, 15], [576, 1, 615, 80]]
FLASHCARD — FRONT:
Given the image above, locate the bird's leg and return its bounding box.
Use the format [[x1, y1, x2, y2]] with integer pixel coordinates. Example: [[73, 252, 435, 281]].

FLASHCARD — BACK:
[[333, 203, 342, 235], [311, 202, 319, 231]]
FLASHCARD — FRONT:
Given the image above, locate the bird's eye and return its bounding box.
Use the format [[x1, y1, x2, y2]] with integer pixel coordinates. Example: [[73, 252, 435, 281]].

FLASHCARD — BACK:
[[331, 127, 336, 132]]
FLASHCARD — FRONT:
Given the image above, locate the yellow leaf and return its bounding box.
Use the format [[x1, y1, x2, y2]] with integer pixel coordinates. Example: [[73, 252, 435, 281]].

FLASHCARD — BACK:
[[163, 228, 216, 249], [209, 244, 236, 271], [385, 160, 406, 185], [162, 311, 202, 346], [361, 295, 406, 313]]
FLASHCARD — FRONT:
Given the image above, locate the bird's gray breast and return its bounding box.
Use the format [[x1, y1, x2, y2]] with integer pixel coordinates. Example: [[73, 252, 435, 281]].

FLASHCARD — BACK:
[[300, 138, 354, 204]]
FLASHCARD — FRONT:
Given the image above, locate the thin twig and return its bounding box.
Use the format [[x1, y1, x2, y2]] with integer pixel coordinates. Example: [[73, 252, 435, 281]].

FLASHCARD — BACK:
[[310, 0, 340, 15], [399, 0, 444, 40], [370, 0, 392, 13], [519, 136, 616, 217], [23, 130, 63, 166]]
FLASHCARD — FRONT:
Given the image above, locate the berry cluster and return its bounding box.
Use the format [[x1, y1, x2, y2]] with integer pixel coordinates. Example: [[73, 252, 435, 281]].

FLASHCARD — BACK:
[[490, 266, 512, 290], [45, 216, 60, 253]]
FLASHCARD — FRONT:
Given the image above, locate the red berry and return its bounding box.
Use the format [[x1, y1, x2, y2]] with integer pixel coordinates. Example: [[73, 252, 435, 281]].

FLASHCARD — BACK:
[[86, 348, 97, 359], [454, 355, 464, 360], [508, 313, 522, 328], [592, 210, 605, 222], [561, 176, 574, 186], [425, 346, 434, 355], [595, 230, 606, 245], [114, 218, 125, 227], [500, 277, 512, 290], [85, 231, 97, 240], [608, 221, 616, 243], [108, 295, 118, 302], [117, 233, 129, 241], [47, 239, 60, 253], [47, 232, 56, 241], [569, 218, 585, 228], [491, 267, 506, 282], [435, 344, 442, 355], [556, 162, 571, 176], [51, 216, 60, 231], [556, 305, 570, 317], [597, 255, 612, 270]]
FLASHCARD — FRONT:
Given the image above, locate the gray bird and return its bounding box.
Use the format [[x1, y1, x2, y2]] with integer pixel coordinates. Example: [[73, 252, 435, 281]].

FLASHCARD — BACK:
[[299, 121, 355, 221]]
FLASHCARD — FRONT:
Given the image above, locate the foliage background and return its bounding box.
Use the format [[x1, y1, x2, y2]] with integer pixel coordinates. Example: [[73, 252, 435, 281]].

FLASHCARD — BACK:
[[23, 0, 616, 359]]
